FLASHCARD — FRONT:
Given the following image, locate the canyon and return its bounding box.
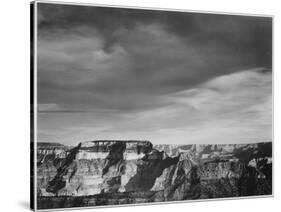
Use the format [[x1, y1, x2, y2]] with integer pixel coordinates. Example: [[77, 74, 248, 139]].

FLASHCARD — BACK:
[[36, 140, 272, 209]]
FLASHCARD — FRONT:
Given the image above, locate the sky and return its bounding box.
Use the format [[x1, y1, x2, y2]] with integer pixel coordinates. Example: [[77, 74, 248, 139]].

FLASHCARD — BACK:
[[36, 3, 272, 145]]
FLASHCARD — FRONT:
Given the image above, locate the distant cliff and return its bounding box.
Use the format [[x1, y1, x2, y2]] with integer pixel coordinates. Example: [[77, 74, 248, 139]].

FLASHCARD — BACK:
[[36, 140, 272, 209]]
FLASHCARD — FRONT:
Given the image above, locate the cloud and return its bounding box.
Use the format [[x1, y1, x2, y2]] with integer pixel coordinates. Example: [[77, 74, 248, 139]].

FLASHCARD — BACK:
[[38, 20, 271, 113], [38, 103, 61, 112], [36, 3, 272, 145], [38, 68, 272, 145]]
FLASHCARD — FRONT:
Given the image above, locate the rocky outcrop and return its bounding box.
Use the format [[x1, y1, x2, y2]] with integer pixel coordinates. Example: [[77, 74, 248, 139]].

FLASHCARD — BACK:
[[37, 140, 155, 196], [36, 141, 272, 209], [46, 143, 81, 194]]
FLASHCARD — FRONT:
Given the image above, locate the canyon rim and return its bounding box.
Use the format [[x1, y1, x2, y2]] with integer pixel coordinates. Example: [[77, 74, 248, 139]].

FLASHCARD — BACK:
[[35, 140, 272, 209]]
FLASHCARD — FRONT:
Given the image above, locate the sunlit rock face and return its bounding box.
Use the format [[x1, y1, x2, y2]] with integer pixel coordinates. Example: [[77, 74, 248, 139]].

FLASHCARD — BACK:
[[37, 140, 154, 196], [154, 144, 193, 157], [37, 140, 272, 208]]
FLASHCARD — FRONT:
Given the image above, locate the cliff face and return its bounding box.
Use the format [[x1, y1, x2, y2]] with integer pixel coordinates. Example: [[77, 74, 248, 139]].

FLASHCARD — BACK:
[[37, 141, 155, 196], [36, 141, 272, 209]]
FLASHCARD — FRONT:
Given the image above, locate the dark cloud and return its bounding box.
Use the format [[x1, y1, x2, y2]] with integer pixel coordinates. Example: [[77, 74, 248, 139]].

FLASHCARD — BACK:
[[36, 3, 272, 144], [37, 3, 272, 112], [38, 3, 272, 64]]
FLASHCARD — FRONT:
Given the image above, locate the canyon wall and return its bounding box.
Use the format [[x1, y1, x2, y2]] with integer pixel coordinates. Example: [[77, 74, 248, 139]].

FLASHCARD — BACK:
[[36, 140, 272, 209]]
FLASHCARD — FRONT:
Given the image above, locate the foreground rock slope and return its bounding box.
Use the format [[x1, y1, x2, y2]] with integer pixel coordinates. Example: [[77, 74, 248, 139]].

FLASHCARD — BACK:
[[36, 140, 272, 209]]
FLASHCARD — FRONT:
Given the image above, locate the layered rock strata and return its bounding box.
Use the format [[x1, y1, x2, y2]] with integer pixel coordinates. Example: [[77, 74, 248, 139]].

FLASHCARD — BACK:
[[36, 141, 272, 209]]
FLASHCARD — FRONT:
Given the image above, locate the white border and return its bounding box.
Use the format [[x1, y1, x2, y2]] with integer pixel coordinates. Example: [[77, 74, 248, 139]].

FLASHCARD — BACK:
[[34, 0, 273, 17], [32, 1, 274, 211]]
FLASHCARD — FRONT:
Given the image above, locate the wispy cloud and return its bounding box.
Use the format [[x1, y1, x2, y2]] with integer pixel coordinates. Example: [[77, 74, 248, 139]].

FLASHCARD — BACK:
[[38, 68, 272, 145]]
